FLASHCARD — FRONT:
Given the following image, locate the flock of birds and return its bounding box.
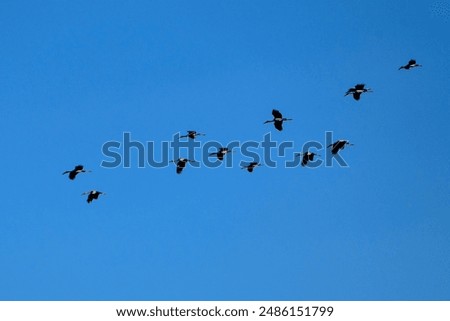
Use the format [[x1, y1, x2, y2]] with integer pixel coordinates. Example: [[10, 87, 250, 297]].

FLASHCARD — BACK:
[[62, 165, 104, 203], [63, 59, 422, 203]]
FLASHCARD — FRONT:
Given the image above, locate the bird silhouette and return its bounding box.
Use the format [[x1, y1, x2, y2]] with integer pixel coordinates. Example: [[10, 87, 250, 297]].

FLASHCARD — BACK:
[[399, 59, 422, 70], [209, 147, 232, 161], [241, 162, 262, 173], [264, 109, 292, 131], [179, 130, 205, 139], [62, 165, 91, 180], [295, 152, 320, 167], [327, 140, 353, 155], [171, 158, 197, 174], [345, 84, 372, 101], [82, 190, 105, 203]]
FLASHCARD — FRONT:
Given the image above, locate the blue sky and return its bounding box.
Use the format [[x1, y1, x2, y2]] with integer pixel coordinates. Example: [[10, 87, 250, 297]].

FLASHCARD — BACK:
[[0, 0, 449, 300]]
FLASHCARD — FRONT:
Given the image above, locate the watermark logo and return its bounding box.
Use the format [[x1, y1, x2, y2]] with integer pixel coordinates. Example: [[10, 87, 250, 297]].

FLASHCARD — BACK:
[[100, 131, 351, 169]]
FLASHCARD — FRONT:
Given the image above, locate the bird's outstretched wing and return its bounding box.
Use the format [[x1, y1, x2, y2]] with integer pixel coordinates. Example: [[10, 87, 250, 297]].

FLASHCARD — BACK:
[[345, 87, 355, 96], [272, 109, 282, 118]]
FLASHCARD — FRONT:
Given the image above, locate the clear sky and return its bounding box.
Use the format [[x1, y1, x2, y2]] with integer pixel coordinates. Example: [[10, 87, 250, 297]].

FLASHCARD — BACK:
[[0, 0, 449, 300]]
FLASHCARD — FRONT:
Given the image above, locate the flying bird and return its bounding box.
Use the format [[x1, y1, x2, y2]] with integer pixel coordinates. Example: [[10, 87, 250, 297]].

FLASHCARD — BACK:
[[345, 84, 372, 101], [82, 190, 105, 203], [62, 165, 91, 180], [264, 109, 292, 131], [180, 130, 205, 139], [295, 152, 320, 167], [399, 59, 422, 70], [241, 162, 262, 173], [327, 140, 353, 155], [171, 158, 197, 174], [209, 147, 232, 161]]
